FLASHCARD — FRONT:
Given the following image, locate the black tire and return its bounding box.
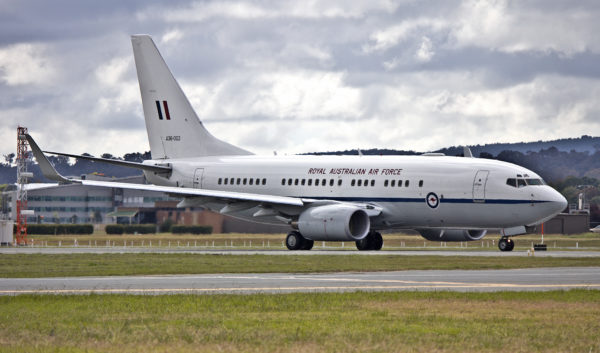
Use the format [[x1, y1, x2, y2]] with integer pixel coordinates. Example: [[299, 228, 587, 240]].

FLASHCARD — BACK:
[[355, 236, 372, 251], [507, 239, 515, 251], [498, 237, 513, 252], [286, 231, 304, 251], [301, 239, 314, 250], [371, 232, 383, 250]]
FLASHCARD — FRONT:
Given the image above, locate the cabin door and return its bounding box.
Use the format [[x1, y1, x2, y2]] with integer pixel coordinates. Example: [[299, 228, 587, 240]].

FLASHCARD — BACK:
[[193, 168, 204, 189], [472, 170, 489, 201]]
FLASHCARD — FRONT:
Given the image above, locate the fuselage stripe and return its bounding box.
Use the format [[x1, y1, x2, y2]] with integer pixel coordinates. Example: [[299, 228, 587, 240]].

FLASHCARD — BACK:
[[297, 196, 550, 204]]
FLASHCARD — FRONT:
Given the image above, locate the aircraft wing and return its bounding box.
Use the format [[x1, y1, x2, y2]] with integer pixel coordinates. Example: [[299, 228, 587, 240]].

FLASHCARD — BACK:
[[26, 133, 381, 216], [78, 179, 305, 207]]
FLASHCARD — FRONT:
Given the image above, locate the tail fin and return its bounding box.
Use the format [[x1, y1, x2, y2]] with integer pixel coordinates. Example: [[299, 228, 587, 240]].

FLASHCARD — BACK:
[[131, 35, 252, 159]]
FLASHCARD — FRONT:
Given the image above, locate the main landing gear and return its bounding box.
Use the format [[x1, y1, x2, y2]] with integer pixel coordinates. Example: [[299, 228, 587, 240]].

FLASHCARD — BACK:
[[285, 231, 384, 251], [285, 231, 314, 251], [355, 231, 383, 251], [498, 236, 515, 252]]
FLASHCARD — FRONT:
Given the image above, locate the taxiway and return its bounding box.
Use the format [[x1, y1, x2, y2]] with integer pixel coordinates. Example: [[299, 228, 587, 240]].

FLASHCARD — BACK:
[[1, 267, 599, 295]]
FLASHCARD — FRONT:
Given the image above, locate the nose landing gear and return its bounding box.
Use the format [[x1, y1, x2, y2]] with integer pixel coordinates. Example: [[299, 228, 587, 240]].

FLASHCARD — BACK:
[[498, 237, 514, 252]]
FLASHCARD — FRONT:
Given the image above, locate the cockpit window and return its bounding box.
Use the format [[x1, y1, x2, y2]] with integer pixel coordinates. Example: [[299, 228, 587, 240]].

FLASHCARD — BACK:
[[526, 178, 544, 186], [507, 177, 546, 188]]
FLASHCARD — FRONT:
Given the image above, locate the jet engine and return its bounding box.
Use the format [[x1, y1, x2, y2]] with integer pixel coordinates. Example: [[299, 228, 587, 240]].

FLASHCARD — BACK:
[[417, 229, 487, 242], [297, 204, 370, 241]]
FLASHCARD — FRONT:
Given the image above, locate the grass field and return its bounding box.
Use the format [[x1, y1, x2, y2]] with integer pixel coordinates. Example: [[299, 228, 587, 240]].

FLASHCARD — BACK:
[[0, 290, 598, 352], [1, 254, 600, 278], [25, 232, 600, 250]]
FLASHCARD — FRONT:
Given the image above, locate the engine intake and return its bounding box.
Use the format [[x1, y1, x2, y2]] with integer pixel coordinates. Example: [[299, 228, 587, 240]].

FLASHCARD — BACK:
[[417, 229, 487, 242], [298, 205, 370, 241]]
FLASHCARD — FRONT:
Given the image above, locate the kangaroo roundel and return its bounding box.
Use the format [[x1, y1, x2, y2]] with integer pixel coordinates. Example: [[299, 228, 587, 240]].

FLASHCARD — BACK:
[[426, 192, 439, 209]]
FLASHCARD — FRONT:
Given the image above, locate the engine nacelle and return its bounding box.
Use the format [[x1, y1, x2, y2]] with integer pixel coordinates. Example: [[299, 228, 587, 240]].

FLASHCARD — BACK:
[[298, 205, 370, 241], [417, 229, 487, 242]]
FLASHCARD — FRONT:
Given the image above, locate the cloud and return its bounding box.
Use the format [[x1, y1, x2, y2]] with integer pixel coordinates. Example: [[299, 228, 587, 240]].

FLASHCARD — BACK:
[[0, 0, 599, 159], [0, 43, 56, 85]]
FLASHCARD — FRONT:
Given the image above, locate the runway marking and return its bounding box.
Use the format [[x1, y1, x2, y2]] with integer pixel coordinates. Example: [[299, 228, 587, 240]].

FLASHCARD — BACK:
[[1, 283, 599, 295]]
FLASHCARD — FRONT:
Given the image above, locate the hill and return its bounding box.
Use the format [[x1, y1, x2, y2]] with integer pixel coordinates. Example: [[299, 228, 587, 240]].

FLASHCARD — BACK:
[[1, 135, 599, 184]]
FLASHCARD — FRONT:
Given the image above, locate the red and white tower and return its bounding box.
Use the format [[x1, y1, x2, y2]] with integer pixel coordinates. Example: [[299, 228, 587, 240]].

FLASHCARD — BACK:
[[15, 126, 31, 246]]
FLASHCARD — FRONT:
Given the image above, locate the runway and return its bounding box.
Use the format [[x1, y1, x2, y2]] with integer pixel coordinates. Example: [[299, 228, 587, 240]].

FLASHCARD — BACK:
[[1, 267, 599, 295], [2, 247, 600, 257]]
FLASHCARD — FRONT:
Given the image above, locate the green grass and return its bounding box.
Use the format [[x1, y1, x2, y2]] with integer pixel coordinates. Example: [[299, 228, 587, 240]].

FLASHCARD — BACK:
[[1, 254, 600, 278], [27, 232, 600, 250], [0, 291, 599, 352]]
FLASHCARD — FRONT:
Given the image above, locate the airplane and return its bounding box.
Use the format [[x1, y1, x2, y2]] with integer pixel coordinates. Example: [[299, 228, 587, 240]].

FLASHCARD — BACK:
[[26, 34, 568, 252]]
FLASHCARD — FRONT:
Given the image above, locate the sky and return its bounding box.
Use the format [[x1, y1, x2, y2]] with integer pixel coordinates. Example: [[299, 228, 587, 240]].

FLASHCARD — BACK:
[[1, 0, 599, 158]]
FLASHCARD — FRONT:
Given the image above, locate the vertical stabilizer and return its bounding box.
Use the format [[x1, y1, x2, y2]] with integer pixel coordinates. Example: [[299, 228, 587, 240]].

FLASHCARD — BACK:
[[131, 35, 252, 159]]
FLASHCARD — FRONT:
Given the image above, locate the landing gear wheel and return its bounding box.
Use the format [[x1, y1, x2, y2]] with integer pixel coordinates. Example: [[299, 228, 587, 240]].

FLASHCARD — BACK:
[[371, 232, 383, 251], [355, 236, 372, 251], [498, 237, 514, 252], [356, 231, 383, 251], [507, 239, 515, 251], [286, 231, 305, 251], [301, 239, 314, 251]]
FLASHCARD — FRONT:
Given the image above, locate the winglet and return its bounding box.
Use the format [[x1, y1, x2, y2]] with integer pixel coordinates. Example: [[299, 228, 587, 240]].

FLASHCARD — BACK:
[[463, 146, 473, 158], [25, 134, 72, 183]]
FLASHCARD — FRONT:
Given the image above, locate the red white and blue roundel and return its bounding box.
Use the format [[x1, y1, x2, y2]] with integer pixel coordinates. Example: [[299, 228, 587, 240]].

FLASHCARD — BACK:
[[426, 192, 439, 208]]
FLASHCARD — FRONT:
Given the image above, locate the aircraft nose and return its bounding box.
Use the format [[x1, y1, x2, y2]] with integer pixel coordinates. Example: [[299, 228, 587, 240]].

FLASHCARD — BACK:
[[550, 189, 568, 214]]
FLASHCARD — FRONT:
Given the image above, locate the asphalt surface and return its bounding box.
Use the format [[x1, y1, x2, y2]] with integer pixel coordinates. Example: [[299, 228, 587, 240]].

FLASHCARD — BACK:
[[1, 267, 599, 295], [2, 247, 600, 257]]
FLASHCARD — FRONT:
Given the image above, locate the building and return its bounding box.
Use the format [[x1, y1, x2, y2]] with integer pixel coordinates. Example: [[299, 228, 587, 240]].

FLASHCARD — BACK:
[[1, 174, 176, 224]]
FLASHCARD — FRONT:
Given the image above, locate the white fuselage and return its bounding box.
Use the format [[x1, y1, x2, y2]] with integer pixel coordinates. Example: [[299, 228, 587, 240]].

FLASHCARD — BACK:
[[143, 154, 567, 230]]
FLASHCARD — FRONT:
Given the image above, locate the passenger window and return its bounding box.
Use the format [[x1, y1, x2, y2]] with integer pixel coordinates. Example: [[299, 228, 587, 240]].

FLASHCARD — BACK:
[[357, 180, 362, 186], [288, 178, 292, 186], [230, 178, 234, 184], [218, 178, 222, 185], [330, 179, 334, 186], [315, 179, 320, 186], [308, 179, 312, 186], [322, 179, 326, 186], [243, 178, 247, 185], [338, 179, 342, 186], [384, 180, 388, 187], [405, 180, 409, 187], [370, 180, 375, 187], [364, 179, 368, 187], [281, 178, 285, 186], [506, 178, 516, 187], [391, 180, 395, 187], [224, 178, 229, 185], [419, 180, 423, 187], [262, 178, 266, 185], [294, 179, 299, 186], [398, 180, 402, 187], [301, 179, 306, 186], [351, 179, 356, 187], [249, 179, 253, 185]]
